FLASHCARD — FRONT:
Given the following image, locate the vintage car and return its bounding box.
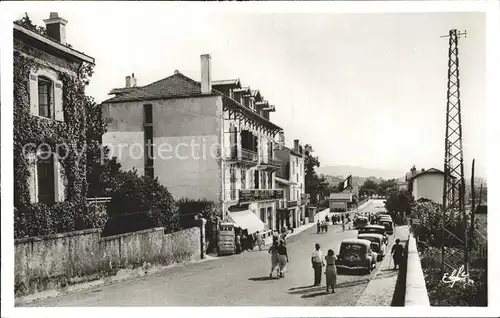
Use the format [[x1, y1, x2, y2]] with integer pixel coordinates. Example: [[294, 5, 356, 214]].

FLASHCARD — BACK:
[[354, 216, 369, 229], [378, 219, 394, 235], [358, 224, 386, 235], [376, 213, 392, 221], [357, 233, 386, 261], [336, 239, 377, 274]]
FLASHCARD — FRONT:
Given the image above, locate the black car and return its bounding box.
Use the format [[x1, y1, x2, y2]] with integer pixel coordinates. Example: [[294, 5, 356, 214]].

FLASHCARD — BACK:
[[378, 219, 394, 235], [358, 224, 385, 235]]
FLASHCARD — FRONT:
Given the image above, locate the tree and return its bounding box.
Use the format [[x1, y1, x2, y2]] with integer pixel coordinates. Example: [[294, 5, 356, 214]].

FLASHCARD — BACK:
[[384, 189, 415, 224], [359, 179, 378, 197], [304, 144, 330, 206], [378, 179, 398, 196]]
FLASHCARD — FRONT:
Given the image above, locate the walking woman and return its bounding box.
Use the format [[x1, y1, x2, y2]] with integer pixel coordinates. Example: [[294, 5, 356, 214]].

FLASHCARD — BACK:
[[277, 240, 289, 278], [268, 241, 280, 278], [324, 249, 337, 293]]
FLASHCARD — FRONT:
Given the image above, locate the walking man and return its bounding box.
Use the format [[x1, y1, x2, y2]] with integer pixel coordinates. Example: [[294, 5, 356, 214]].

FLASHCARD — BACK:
[[311, 243, 325, 286], [391, 239, 404, 270], [255, 231, 263, 251]]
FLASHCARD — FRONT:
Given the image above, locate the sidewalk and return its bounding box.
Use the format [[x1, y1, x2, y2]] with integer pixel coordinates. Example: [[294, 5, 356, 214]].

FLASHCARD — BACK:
[[355, 225, 410, 306]]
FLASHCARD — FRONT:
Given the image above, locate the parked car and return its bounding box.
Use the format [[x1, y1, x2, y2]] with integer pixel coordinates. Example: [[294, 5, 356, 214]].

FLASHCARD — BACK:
[[378, 219, 394, 235], [336, 239, 377, 274], [354, 216, 369, 229], [357, 233, 386, 261], [358, 224, 386, 235]]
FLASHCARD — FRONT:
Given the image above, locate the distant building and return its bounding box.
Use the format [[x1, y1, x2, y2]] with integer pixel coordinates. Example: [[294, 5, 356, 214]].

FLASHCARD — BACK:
[[406, 167, 456, 204], [329, 193, 352, 212], [274, 136, 308, 231]]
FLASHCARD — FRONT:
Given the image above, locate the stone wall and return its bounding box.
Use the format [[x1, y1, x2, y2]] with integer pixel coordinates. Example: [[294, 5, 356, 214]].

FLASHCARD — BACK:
[[15, 226, 202, 297]]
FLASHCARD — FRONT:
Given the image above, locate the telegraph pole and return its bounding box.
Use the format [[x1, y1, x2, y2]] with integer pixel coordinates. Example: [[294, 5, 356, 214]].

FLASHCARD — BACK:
[[470, 159, 475, 248], [440, 29, 468, 276]]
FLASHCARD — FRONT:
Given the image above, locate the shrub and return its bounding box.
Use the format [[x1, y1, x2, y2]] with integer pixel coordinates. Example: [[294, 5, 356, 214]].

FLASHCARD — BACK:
[[14, 200, 107, 239], [101, 169, 179, 237]]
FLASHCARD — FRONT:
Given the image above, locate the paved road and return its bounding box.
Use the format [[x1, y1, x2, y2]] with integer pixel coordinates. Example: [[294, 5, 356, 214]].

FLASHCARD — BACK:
[[24, 202, 399, 307]]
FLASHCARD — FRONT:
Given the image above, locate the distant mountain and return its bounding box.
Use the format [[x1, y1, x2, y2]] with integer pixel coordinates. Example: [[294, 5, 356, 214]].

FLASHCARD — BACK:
[[317, 165, 406, 180]]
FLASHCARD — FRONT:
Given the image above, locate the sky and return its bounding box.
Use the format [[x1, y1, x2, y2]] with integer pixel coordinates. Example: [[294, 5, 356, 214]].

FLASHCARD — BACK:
[[19, 10, 486, 178]]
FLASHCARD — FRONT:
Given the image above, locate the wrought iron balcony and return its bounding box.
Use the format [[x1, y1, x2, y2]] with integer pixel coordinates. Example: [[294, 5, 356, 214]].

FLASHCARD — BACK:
[[261, 156, 282, 169], [239, 189, 283, 203], [224, 145, 258, 165]]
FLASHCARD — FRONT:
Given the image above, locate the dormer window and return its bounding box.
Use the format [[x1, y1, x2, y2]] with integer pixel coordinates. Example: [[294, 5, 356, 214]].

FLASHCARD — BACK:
[[38, 77, 53, 118]]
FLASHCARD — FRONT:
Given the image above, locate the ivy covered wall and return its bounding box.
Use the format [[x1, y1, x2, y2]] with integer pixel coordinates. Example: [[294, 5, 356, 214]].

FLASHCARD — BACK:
[[14, 17, 105, 238]]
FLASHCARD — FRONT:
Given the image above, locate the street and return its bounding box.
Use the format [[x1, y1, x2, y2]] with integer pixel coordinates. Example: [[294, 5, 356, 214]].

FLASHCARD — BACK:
[[21, 201, 408, 307]]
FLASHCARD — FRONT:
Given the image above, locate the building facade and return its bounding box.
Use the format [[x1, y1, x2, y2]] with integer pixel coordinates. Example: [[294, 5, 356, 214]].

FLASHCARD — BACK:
[[14, 13, 95, 205], [274, 136, 307, 231], [406, 167, 456, 204], [329, 193, 353, 212], [102, 54, 283, 233]]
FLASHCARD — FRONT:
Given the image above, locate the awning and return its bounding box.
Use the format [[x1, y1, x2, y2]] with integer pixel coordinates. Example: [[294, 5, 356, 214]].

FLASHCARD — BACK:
[[275, 176, 297, 186], [227, 210, 265, 234]]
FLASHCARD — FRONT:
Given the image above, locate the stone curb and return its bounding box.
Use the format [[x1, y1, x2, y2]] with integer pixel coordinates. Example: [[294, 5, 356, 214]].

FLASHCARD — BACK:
[[404, 232, 430, 306]]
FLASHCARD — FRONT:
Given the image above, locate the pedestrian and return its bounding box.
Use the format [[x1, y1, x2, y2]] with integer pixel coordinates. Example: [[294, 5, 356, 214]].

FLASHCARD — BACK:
[[268, 241, 280, 278], [281, 231, 287, 245], [317, 220, 321, 234], [277, 240, 289, 278], [325, 221, 329, 233], [235, 233, 241, 254], [383, 233, 389, 246], [311, 243, 325, 286], [241, 233, 248, 252], [324, 249, 337, 293], [391, 238, 404, 270], [325, 215, 330, 224], [255, 231, 263, 251]]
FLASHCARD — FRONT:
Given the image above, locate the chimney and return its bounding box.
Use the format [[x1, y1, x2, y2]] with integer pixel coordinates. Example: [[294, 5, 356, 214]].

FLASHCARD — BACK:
[[294, 139, 299, 152], [131, 73, 137, 87], [200, 54, 212, 94], [125, 76, 131, 88], [278, 131, 285, 150], [43, 12, 68, 45]]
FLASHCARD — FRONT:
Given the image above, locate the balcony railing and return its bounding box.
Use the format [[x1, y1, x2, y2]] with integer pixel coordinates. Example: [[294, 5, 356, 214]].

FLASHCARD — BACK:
[[239, 189, 283, 203], [225, 145, 258, 165], [261, 156, 282, 168], [287, 200, 298, 208]]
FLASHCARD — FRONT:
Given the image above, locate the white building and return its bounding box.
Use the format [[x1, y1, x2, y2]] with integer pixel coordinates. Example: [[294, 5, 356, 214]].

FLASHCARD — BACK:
[[406, 167, 456, 204]]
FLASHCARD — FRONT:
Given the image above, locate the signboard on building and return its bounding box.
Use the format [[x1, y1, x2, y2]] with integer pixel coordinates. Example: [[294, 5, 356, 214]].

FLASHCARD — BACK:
[[239, 189, 284, 203]]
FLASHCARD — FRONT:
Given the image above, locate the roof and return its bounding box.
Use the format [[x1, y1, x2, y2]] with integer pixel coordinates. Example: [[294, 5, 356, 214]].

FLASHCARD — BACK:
[[358, 233, 383, 239], [364, 225, 385, 230], [341, 239, 371, 246], [104, 72, 283, 131], [103, 72, 209, 103], [212, 79, 241, 87], [14, 23, 95, 65], [329, 193, 352, 200], [408, 167, 457, 181]]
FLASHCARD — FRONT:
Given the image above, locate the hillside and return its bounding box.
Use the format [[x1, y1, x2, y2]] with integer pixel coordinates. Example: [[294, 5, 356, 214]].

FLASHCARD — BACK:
[[317, 165, 406, 180]]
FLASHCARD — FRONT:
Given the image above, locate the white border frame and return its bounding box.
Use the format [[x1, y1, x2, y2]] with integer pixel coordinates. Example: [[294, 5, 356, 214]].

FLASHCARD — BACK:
[[1, 1, 499, 317]]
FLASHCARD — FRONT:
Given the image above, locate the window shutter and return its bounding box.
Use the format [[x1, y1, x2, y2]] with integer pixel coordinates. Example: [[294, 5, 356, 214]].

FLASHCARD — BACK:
[[29, 72, 39, 116], [54, 80, 64, 121], [27, 152, 38, 203], [53, 156, 65, 202]]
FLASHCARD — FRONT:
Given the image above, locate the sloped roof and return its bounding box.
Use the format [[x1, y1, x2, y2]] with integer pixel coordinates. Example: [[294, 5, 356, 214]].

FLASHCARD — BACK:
[[103, 72, 211, 103], [329, 193, 352, 200], [212, 79, 241, 87], [409, 167, 456, 181]]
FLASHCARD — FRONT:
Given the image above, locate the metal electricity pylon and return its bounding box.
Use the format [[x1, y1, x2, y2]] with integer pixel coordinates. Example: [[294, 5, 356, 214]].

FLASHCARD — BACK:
[[440, 29, 468, 276]]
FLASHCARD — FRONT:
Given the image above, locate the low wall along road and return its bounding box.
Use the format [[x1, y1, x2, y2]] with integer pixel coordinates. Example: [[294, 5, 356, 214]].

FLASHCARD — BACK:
[[15, 226, 202, 297]]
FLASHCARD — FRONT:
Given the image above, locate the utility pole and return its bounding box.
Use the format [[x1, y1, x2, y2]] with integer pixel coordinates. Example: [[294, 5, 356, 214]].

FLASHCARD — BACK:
[[440, 29, 468, 276], [470, 159, 475, 248]]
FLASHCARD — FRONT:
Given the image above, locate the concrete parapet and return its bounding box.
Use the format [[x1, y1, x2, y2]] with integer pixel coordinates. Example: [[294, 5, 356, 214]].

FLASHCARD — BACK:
[[405, 233, 430, 306]]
